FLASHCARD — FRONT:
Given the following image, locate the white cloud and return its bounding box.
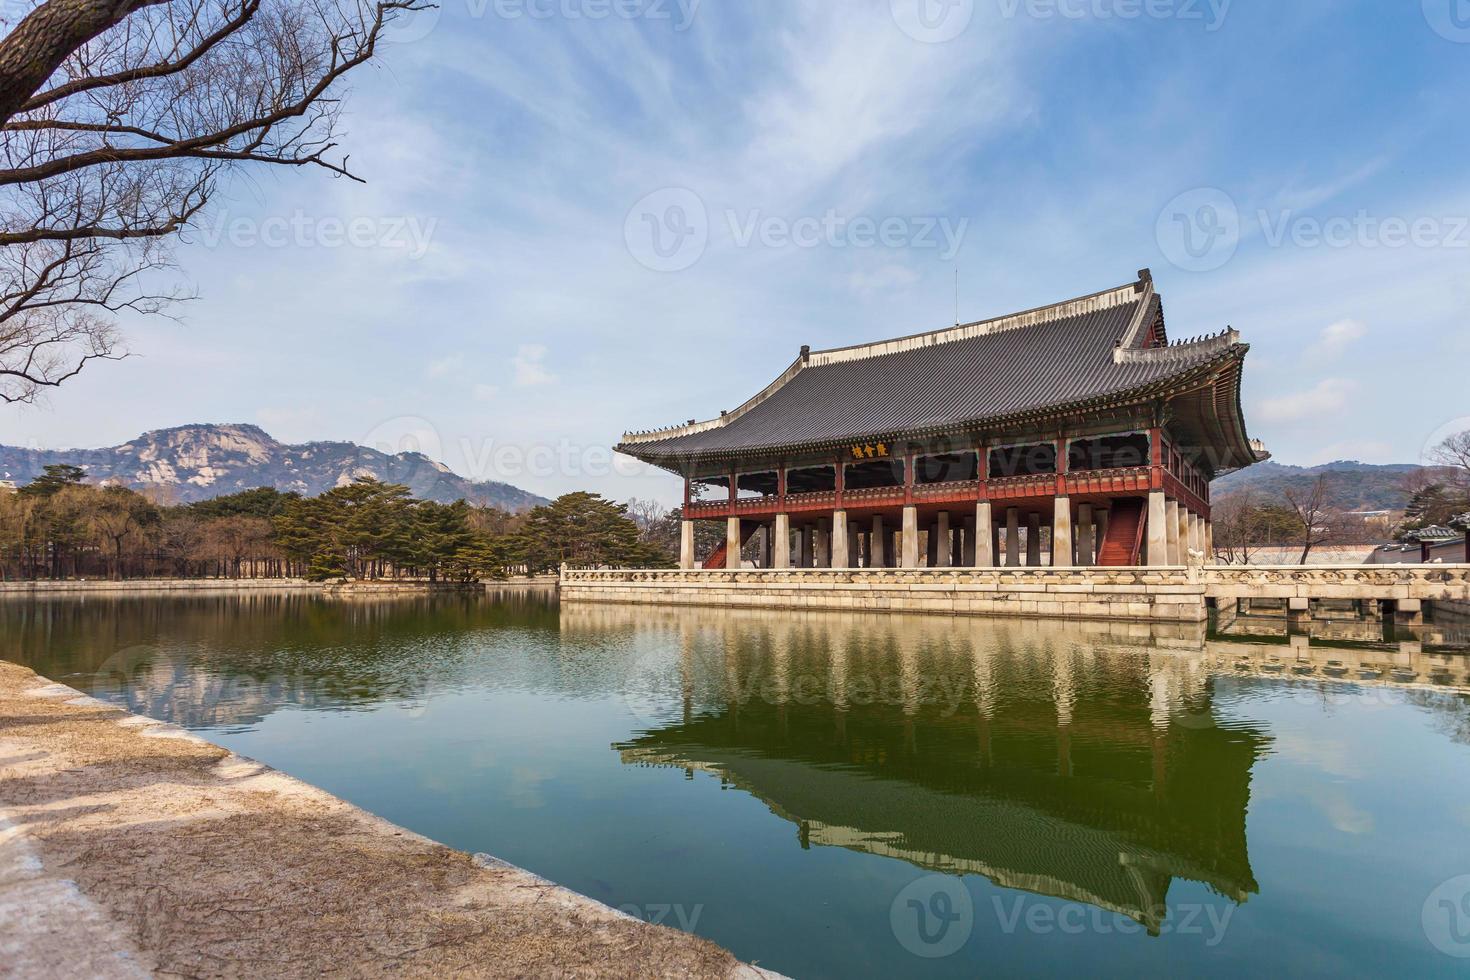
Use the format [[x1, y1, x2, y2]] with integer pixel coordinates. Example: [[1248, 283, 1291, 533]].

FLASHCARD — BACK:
[[1257, 378, 1355, 424], [1311, 319, 1367, 360], [512, 344, 553, 387], [426, 355, 462, 378]]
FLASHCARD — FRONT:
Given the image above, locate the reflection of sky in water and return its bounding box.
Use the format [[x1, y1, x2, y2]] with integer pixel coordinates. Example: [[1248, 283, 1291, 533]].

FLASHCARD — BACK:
[[5, 591, 1470, 979]]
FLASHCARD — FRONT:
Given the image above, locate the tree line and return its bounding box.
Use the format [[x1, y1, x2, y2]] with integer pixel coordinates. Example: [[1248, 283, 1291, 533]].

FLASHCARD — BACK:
[[1211, 431, 1470, 564], [0, 466, 676, 581]]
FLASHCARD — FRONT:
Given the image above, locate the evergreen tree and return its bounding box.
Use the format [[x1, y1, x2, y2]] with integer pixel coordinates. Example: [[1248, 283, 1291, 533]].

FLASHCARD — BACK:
[[20, 464, 86, 497]]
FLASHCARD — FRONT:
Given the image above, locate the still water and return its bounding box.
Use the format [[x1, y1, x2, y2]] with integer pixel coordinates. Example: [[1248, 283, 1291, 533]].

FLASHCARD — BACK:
[[5, 590, 1470, 978]]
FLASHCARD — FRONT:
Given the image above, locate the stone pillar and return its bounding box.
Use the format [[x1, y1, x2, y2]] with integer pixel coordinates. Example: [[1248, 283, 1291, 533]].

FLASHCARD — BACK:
[[1188, 512, 1202, 557], [1077, 503, 1094, 566], [1096, 510, 1109, 559], [774, 513, 791, 569], [886, 529, 898, 568], [975, 502, 994, 567], [935, 512, 951, 567], [1005, 507, 1020, 566], [871, 515, 886, 568], [1026, 513, 1041, 566], [832, 511, 850, 568], [1052, 497, 1073, 568], [902, 505, 920, 568], [1166, 499, 1182, 566], [1204, 519, 1214, 563], [816, 518, 831, 568], [1147, 490, 1168, 567], [963, 514, 978, 566], [726, 516, 741, 570], [1394, 598, 1424, 626], [798, 525, 813, 568], [1175, 503, 1189, 565], [925, 521, 939, 567], [679, 519, 695, 569], [1287, 597, 1311, 630]]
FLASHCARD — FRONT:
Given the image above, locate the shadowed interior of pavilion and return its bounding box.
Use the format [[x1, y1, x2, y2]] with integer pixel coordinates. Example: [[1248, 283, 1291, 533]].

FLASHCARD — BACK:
[[607, 609, 1267, 934]]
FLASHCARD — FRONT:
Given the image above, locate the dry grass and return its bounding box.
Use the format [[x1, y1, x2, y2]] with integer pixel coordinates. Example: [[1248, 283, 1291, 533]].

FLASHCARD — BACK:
[[0, 662, 760, 979]]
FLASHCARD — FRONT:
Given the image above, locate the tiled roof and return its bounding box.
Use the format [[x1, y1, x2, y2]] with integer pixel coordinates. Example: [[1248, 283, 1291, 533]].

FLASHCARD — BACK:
[[620, 272, 1251, 464]]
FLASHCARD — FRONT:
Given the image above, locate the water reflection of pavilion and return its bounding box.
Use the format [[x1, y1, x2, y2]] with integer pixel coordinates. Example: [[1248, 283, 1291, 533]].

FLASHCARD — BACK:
[[579, 605, 1269, 934]]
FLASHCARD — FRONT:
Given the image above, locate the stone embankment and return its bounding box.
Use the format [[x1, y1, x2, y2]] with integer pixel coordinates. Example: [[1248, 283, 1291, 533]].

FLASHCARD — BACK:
[[561, 565, 1470, 625], [0, 662, 767, 979]]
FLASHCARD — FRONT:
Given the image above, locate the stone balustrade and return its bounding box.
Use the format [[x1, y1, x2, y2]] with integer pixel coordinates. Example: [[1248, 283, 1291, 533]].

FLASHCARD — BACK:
[[561, 563, 1470, 625]]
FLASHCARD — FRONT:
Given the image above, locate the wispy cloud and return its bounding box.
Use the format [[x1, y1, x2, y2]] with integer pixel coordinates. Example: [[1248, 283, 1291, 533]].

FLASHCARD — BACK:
[[1257, 378, 1355, 425], [1311, 319, 1367, 360], [511, 344, 553, 387]]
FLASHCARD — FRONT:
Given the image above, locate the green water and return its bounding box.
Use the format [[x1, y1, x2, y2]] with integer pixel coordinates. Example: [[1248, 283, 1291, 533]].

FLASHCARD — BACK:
[[5, 590, 1470, 978]]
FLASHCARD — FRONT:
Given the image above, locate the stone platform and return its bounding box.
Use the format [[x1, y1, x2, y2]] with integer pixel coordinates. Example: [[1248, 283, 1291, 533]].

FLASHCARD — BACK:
[[561, 565, 1470, 625]]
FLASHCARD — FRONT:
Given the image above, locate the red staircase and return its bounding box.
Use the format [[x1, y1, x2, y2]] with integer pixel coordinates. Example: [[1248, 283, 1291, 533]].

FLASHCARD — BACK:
[[702, 521, 760, 569], [1096, 497, 1146, 566]]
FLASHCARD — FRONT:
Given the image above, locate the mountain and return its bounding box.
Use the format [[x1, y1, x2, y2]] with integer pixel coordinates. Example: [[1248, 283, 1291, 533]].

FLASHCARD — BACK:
[[0, 424, 548, 509], [1212, 460, 1436, 512]]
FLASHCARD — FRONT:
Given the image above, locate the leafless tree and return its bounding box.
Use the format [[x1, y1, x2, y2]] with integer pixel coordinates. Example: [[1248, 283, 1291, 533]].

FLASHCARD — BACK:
[[1431, 430, 1470, 500], [1210, 490, 1259, 565], [1284, 474, 1334, 565], [0, 0, 427, 402]]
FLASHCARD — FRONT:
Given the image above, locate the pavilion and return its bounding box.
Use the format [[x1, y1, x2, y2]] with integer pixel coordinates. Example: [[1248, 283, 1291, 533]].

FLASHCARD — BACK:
[[618, 270, 1267, 570]]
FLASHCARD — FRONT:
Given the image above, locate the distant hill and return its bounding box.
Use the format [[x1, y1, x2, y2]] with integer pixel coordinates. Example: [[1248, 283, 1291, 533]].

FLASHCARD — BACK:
[[0, 423, 548, 510], [1212, 460, 1435, 512]]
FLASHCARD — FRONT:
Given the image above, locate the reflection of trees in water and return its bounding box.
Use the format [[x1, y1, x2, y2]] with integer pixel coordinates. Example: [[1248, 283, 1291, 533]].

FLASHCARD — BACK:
[[585, 604, 1269, 934], [3, 590, 562, 729]]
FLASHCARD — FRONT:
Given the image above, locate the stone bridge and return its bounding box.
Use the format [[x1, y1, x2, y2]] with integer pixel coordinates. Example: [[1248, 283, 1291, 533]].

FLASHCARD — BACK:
[[560, 564, 1470, 626]]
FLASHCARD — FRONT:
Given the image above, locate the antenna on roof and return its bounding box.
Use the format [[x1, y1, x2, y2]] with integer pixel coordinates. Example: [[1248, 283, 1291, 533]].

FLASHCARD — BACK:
[[954, 267, 959, 326]]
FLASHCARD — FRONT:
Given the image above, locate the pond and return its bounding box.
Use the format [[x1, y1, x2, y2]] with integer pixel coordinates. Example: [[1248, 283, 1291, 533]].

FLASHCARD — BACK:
[[5, 589, 1470, 978]]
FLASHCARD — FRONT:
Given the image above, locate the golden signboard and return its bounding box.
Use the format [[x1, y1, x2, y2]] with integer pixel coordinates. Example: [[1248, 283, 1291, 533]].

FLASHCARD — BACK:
[[849, 442, 890, 460]]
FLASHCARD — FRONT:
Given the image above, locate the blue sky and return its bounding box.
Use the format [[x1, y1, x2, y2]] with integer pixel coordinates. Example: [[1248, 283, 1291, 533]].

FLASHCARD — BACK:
[[4, 0, 1469, 506]]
